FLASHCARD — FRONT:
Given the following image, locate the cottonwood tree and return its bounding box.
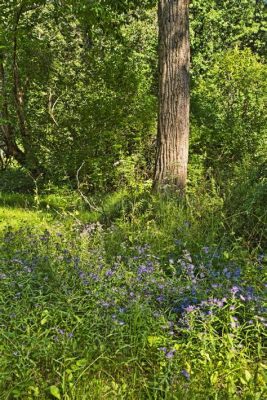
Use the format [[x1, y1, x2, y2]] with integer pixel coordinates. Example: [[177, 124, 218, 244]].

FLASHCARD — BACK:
[[153, 0, 190, 193]]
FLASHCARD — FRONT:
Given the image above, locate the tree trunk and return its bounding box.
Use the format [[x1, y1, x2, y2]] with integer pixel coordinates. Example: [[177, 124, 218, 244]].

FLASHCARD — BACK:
[[153, 0, 190, 193], [0, 58, 27, 166]]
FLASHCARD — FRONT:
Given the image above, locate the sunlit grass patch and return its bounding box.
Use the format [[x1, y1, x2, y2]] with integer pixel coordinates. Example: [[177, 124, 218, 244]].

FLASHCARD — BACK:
[[0, 206, 54, 230]]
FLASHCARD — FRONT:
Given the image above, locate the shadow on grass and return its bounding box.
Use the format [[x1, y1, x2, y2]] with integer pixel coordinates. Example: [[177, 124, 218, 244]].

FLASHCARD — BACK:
[[0, 192, 35, 209]]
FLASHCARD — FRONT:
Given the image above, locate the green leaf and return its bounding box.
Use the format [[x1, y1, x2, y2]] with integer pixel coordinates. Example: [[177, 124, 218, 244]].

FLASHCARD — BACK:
[[49, 386, 61, 400], [210, 371, 218, 385], [147, 336, 162, 346], [244, 370, 252, 382], [76, 359, 87, 367]]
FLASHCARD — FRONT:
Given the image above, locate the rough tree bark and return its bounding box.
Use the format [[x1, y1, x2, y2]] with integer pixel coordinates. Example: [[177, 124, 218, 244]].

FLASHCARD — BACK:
[[153, 0, 190, 193]]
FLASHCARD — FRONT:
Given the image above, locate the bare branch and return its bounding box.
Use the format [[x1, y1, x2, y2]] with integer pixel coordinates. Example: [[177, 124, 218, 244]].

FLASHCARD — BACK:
[[48, 89, 60, 126]]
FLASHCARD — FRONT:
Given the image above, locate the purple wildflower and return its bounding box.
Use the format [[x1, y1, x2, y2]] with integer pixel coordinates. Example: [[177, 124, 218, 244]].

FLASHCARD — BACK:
[[230, 286, 240, 295], [166, 350, 175, 359], [202, 246, 209, 254], [158, 347, 167, 353], [138, 265, 154, 275], [181, 369, 190, 380], [184, 305, 196, 313]]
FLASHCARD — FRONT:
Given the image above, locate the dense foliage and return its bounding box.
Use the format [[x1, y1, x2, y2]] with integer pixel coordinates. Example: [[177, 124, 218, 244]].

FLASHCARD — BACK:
[[1, 0, 266, 187]]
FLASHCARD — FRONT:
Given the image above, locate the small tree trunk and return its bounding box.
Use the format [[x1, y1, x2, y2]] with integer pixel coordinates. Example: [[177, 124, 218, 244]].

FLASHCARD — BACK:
[[153, 0, 190, 193], [0, 59, 27, 165]]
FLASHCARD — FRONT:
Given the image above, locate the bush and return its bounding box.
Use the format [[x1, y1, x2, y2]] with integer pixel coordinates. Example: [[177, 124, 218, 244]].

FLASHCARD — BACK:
[[224, 157, 267, 248], [191, 48, 267, 179], [0, 167, 35, 193]]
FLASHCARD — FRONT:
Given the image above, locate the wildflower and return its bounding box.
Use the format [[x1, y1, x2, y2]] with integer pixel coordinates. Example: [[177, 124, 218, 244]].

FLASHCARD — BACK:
[[233, 268, 241, 278], [202, 246, 209, 254], [215, 299, 225, 308], [102, 302, 111, 308], [89, 273, 99, 281], [137, 245, 149, 255], [138, 265, 153, 275], [166, 350, 175, 359], [78, 271, 85, 279], [230, 286, 240, 295], [184, 305, 196, 313], [181, 369, 190, 380], [230, 317, 239, 329]]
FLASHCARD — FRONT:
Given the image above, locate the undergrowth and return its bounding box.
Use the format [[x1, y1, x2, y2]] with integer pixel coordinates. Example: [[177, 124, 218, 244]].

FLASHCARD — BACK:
[[0, 188, 266, 399]]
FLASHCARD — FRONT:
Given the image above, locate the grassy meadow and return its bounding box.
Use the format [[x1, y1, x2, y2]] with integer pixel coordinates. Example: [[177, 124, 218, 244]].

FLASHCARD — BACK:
[[0, 188, 266, 400]]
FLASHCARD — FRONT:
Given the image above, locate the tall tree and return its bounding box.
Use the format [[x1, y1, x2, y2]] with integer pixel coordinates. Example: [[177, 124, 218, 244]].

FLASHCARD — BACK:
[[153, 0, 190, 193]]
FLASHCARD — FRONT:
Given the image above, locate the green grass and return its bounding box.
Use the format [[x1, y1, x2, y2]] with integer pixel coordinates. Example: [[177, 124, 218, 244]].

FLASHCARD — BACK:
[[0, 207, 53, 230], [0, 190, 266, 399]]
